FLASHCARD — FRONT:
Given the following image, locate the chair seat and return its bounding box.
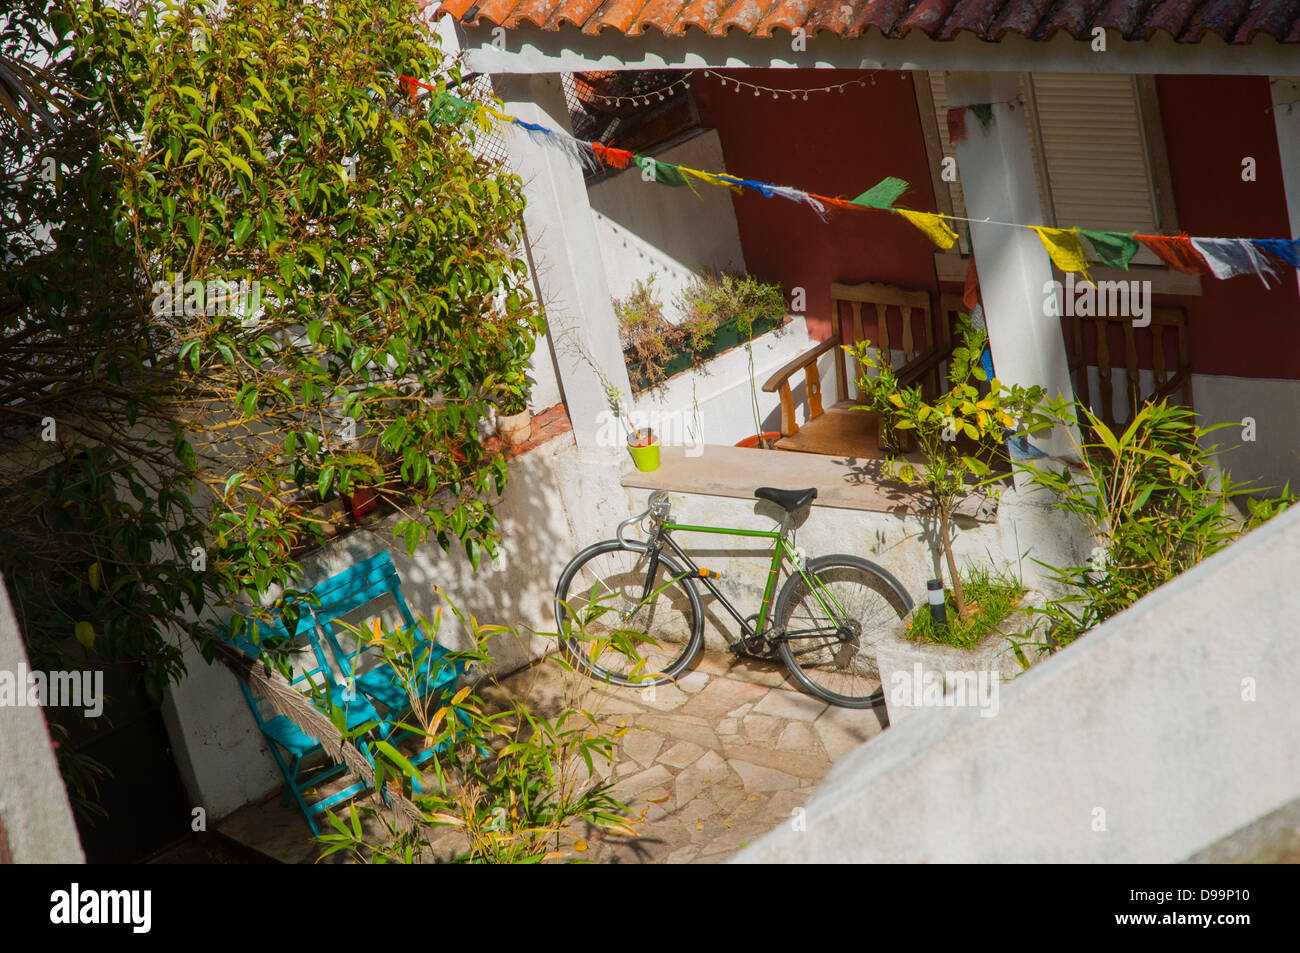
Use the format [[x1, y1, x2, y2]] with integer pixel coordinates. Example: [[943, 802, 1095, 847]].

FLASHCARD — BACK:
[[355, 647, 460, 714], [260, 715, 319, 757], [327, 684, 383, 730]]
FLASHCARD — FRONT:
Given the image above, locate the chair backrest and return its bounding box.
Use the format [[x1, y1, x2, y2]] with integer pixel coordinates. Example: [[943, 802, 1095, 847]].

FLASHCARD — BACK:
[[222, 612, 342, 719], [831, 281, 937, 400], [1070, 306, 1192, 430], [292, 551, 419, 674]]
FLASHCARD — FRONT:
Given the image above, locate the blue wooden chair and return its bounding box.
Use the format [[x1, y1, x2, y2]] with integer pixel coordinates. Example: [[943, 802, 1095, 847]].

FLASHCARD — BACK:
[[291, 551, 467, 768], [224, 613, 383, 835]]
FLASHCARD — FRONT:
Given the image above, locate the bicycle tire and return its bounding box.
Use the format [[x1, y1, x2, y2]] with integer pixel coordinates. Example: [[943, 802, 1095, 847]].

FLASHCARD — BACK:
[[554, 539, 704, 687], [774, 554, 912, 709]]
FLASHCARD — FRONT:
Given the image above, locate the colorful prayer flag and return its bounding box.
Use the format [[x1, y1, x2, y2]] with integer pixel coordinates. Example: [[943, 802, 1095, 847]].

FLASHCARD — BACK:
[[1031, 227, 1093, 283], [1134, 235, 1210, 275], [851, 177, 909, 210], [1252, 238, 1300, 268], [1079, 230, 1139, 270], [897, 209, 958, 250], [1191, 238, 1280, 288], [635, 156, 689, 187]]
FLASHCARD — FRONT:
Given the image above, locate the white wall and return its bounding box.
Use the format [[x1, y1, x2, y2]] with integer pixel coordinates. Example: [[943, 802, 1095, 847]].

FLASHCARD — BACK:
[[588, 129, 747, 324], [737, 502, 1300, 863], [165, 434, 588, 820], [0, 575, 84, 862], [630, 317, 819, 447], [1192, 374, 1300, 496]]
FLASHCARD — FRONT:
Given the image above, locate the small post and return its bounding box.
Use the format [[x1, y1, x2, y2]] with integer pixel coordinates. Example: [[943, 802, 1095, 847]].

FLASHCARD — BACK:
[[927, 578, 948, 634]]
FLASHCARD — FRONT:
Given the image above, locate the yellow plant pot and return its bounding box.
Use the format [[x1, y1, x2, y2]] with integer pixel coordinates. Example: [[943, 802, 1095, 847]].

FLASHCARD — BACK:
[[627, 429, 659, 471]]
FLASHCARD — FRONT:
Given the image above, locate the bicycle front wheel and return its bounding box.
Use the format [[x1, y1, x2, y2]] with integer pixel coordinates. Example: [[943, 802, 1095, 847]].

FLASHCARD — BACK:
[[554, 539, 704, 687], [774, 555, 912, 709]]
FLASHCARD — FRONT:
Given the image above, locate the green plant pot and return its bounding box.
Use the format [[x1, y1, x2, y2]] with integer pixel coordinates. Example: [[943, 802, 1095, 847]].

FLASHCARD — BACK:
[[627, 428, 659, 471]]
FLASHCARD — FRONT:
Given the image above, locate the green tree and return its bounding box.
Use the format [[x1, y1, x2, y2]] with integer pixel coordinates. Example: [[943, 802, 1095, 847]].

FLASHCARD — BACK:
[[0, 0, 542, 702]]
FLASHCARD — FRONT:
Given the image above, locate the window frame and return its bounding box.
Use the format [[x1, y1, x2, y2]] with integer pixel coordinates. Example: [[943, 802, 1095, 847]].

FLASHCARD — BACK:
[[914, 72, 1200, 296]]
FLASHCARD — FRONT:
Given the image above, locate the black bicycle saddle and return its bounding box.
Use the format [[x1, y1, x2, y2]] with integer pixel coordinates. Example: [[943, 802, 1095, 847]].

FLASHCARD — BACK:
[[754, 486, 818, 512]]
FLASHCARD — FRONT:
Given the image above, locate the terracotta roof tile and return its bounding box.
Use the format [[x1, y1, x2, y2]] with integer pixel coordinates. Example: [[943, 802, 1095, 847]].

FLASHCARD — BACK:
[[437, 0, 1300, 41]]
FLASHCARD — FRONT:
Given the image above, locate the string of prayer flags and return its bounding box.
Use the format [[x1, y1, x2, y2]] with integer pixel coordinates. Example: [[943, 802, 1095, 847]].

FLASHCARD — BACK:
[[678, 167, 743, 194], [767, 186, 830, 220], [1191, 238, 1280, 288], [851, 177, 909, 210], [1134, 234, 1210, 275], [591, 143, 633, 169], [1252, 238, 1300, 268], [1031, 227, 1093, 284], [1078, 229, 1139, 271], [411, 81, 1300, 289], [634, 156, 689, 187], [897, 209, 959, 250]]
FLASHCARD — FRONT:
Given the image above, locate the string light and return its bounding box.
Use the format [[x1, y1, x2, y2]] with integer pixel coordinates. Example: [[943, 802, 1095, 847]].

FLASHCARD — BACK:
[[587, 71, 695, 108], [704, 70, 877, 99]]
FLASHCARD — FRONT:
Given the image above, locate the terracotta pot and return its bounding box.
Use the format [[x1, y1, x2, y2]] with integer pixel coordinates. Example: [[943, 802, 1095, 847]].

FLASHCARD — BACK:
[[345, 486, 378, 519], [735, 432, 782, 449], [497, 409, 532, 447]]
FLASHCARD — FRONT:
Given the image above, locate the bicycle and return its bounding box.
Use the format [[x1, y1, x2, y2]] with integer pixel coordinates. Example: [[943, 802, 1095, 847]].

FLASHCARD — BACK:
[[553, 487, 913, 709]]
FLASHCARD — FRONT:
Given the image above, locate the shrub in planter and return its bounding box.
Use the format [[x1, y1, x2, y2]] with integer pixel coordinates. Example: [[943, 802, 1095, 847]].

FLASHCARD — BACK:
[[1013, 398, 1294, 653], [848, 316, 1047, 622]]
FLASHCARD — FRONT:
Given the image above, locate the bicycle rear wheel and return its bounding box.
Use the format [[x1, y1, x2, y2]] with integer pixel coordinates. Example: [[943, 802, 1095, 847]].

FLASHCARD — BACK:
[[554, 539, 704, 687], [774, 555, 912, 708]]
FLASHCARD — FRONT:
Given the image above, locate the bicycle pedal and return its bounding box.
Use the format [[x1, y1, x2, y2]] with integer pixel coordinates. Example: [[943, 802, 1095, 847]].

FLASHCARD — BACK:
[[728, 634, 768, 656]]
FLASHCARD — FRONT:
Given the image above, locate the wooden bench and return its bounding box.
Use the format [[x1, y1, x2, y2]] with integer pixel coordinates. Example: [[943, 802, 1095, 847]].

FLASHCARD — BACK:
[[762, 281, 952, 458]]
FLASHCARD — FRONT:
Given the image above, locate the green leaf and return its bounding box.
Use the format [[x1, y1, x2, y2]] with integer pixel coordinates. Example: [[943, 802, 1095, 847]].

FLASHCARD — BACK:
[[74, 621, 95, 648], [1093, 420, 1121, 458], [233, 216, 254, 247]]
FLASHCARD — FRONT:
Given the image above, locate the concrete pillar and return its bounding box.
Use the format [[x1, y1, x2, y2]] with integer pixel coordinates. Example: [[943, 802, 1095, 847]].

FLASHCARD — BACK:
[[494, 73, 633, 448], [946, 72, 1079, 458], [1270, 77, 1300, 299]]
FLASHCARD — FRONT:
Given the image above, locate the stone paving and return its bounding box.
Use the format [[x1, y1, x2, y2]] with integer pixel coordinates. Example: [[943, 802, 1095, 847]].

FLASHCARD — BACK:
[[557, 651, 889, 863], [218, 649, 888, 863]]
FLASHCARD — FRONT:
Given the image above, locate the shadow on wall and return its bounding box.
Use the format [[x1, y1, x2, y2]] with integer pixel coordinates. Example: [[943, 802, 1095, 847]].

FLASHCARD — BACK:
[[299, 445, 581, 676]]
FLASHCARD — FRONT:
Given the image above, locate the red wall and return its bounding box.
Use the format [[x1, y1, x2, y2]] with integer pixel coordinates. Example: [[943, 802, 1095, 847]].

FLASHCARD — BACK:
[[692, 69, 941, 344], [692, 69, 1300, 381], [1154, 75, 1300, 379]]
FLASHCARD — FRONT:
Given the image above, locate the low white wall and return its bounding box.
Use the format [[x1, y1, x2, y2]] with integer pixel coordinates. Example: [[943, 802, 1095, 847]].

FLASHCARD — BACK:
[[737, 502, 1300, 863], [589, 129, 747, 324], [165, 434, 588, 821], [1191, 373, 1300, 497], [0, 575, 84, 862], [630, 317, 818, 448]]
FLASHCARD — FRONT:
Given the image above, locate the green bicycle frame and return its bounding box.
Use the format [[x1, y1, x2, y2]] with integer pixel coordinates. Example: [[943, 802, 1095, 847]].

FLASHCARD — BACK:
[[648, 520, 851, 641]]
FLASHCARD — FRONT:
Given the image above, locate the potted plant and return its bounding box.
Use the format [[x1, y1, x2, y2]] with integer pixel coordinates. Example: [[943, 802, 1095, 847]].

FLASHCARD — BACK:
[[848, 316, 1052, 720], [848, 314, 1046, 623], [495, 367, 534, 447], [626, 425, 659, 471]]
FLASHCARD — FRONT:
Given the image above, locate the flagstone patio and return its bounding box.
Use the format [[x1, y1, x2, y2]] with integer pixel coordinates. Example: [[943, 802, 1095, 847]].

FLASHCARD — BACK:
[[217, 649, 888, 863]]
